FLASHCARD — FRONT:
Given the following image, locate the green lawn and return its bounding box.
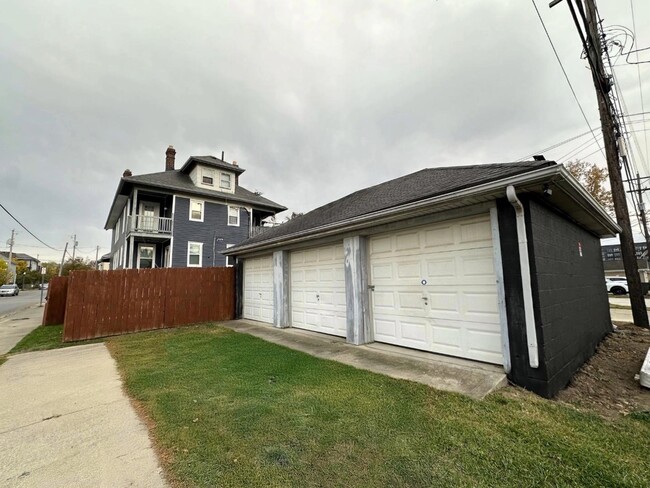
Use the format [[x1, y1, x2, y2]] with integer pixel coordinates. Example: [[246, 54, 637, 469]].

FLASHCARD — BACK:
[[108, 324, 650, 488], [10, 325, 103, 354]]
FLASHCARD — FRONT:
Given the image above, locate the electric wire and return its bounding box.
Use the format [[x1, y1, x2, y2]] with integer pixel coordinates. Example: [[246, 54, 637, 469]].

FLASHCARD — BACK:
[[0, 203, 64, 252], [531, 0, 605, 160], [629, 0, 649, 168]]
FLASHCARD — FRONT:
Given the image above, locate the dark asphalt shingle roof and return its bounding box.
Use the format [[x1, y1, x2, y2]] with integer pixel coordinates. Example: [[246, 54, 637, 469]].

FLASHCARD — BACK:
[[0, 252, 38, 262], [179, 156, 246, 175], [235, 160, 555, 248], [122, 170, 286, 212]]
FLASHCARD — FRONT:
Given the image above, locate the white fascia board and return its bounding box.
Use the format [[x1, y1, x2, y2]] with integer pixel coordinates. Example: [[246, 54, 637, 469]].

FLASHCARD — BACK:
[[226, 165, 619, 256]]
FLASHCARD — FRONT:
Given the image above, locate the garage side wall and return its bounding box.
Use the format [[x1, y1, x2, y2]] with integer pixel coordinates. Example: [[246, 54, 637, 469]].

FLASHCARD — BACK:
[[525, 197, 611, 397], [496, 199, 549, 394]]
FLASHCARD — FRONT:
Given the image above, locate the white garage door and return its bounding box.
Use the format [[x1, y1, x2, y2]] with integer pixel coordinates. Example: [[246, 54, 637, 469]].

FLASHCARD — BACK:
[[369, 214, 503, 365], [291, 243, 347, 337], [243, 255, 274, 324]]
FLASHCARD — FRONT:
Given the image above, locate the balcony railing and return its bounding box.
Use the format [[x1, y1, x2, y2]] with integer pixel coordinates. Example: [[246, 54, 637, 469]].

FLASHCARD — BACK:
[[250, 225, 274, 238], [127, 215, 173, 235]]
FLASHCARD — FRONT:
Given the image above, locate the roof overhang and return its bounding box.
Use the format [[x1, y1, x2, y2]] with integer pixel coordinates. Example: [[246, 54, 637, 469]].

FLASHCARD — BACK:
[[179, 156, 246, 175], [225, 165, 620, 256]]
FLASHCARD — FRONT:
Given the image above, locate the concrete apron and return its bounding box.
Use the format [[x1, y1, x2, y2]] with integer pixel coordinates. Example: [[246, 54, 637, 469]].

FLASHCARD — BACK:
[[222, 320, 508, 400], [0, 344, 167, 488]]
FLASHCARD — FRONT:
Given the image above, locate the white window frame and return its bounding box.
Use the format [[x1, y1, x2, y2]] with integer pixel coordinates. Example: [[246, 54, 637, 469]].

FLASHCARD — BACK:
[[189, 199, 204, 222], [187, 241, 203, 267], [228, 206, 240, 226], [220, 172, 232, 190], [137, 244, 156, 269], [225, 244, 235, 267], [201, 168, 215, 186]]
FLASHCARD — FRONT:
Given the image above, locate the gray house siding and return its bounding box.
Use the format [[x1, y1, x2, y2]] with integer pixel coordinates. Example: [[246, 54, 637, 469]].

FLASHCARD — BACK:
[[172, 197, 250, 267]]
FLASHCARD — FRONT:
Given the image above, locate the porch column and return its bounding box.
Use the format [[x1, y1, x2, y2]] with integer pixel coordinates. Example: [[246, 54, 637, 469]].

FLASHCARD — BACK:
[[273, 250, 290, 329], [344, 236, 372, 345], [128, 236, 135, 269]]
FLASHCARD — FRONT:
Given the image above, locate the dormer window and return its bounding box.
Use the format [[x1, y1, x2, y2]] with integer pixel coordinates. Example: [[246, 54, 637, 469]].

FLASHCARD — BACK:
[[220, 172, 232, 190], [201, 167, 215, 186]]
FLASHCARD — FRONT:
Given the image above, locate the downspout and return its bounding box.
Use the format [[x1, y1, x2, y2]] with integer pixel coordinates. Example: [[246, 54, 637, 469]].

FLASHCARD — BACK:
[[506, 185, 539, 369]]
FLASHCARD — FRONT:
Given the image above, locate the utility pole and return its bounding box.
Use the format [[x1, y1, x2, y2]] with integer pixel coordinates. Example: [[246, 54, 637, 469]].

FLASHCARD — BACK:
[[95, 245, 99, 270], [71, 234, 77, 261], [7, 229, 15, 284], [59, 242, 68, 277], [551, 0, 648, 327], [636, 172, 650, 268]]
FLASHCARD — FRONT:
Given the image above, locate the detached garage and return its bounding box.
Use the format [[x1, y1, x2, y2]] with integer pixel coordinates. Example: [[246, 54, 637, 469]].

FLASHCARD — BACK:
[[227, 160, 619, 398]]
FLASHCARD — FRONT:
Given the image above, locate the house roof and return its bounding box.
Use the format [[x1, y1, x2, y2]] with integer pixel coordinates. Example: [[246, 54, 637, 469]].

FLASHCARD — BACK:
[[105, 169, 286, 229], [0, 252, 38, 262], [226, 160, 620, 255], [179, 156, 246, 175]]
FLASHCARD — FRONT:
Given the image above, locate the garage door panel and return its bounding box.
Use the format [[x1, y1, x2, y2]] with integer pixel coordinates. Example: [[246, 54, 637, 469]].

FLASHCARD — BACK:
[[290, 243, 347, 337], [243, 256, 274, 324], [431, 322, 462, 350], [459, 219, 492, 243], [423, 226, 455, 248], [398, 292, 427, 311], [370, 214, 503, 365]]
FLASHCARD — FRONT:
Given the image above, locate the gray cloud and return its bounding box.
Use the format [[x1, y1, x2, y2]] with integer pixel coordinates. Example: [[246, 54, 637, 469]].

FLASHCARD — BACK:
[[0, 0, 648, 261]]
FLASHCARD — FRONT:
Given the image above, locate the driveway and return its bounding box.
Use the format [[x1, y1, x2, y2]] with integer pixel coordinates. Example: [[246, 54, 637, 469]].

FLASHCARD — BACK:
[[0, 344, 167, 487]]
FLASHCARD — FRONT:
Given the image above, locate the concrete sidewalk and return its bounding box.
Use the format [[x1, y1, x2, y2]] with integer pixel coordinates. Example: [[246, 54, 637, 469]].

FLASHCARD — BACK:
[[222, 320, 507, 399], [0, 344, 167, 487], [0, 306, 43, 355]]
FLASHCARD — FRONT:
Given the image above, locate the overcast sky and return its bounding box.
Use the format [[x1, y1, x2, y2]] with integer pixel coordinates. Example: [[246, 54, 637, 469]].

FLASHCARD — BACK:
[[1, 0, 648, 262]]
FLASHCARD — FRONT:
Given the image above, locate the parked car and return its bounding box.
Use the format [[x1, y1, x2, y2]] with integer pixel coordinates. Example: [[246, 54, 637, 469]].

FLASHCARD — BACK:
[[605, 277, 629, 295], [0, 284, 20, 297]]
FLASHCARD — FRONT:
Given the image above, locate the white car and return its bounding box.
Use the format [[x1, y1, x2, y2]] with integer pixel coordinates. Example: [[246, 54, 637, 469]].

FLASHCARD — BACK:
[[605, 277, 629, 295], [0, 284, 19, 297]]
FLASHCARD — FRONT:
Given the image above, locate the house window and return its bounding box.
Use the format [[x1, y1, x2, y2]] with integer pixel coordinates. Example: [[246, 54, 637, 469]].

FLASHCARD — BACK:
[[137, 245, 155, 269], [226, 244, 235, 267], [202, 168, 214, 186], [188, 241, 203, 267], [220, 172, 232, 190], [228, 206, 239, 226], [189, 200, 204, 222]]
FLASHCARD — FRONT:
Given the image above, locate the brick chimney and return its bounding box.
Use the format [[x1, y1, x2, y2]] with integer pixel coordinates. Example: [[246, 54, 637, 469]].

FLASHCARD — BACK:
[[165, 145, 176, 171]]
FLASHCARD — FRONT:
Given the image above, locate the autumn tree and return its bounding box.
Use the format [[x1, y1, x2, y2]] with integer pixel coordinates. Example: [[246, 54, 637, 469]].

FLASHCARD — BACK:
[[0, 260, 10, 285], [565, 160, 614, 212]]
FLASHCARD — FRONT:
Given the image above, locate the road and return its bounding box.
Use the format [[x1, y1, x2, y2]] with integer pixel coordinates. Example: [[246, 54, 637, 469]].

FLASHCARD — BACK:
[[0, 290, 43, 318]]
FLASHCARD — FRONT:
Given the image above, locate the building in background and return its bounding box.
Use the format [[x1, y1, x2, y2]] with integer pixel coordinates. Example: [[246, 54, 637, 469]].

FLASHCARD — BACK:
[[104, 146, 286, 270]]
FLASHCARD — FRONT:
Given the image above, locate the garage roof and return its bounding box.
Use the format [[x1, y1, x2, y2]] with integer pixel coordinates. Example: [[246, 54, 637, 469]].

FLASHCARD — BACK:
[[227, 160, 620, 255]]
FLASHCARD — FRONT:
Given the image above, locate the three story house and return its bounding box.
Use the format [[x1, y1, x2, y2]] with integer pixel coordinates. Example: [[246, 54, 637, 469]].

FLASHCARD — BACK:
[[104, 146, 286, 269]]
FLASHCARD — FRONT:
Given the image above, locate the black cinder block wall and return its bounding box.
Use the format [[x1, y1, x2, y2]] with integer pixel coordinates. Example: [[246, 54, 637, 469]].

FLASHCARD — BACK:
[[497, 195, 612, 398]]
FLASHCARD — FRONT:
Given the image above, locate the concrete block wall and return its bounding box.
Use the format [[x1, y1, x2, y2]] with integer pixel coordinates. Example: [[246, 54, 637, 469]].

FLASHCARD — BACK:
[[497, 195, 612, 398], [526, 197, 611, 396]]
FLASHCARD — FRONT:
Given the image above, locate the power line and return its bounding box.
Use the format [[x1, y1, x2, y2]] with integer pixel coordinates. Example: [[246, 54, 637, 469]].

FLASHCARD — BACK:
[[0, 203, 64, 252], [531, 0, 605, 160], [629, 0, 649, 168]]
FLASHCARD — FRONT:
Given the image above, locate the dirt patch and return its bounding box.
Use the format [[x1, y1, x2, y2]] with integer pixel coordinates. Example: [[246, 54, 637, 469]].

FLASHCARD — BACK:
[[556, 322, 650, 419]]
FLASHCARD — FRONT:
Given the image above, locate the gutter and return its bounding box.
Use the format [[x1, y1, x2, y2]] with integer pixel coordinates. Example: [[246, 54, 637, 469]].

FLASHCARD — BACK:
[[226, 164, 619, 256], [506, 185, 539, 369]]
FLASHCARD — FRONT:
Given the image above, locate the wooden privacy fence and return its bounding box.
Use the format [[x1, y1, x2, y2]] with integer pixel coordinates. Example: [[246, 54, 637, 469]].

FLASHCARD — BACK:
[[63, 267, 235, 342], [42, 276, 69, 326]]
